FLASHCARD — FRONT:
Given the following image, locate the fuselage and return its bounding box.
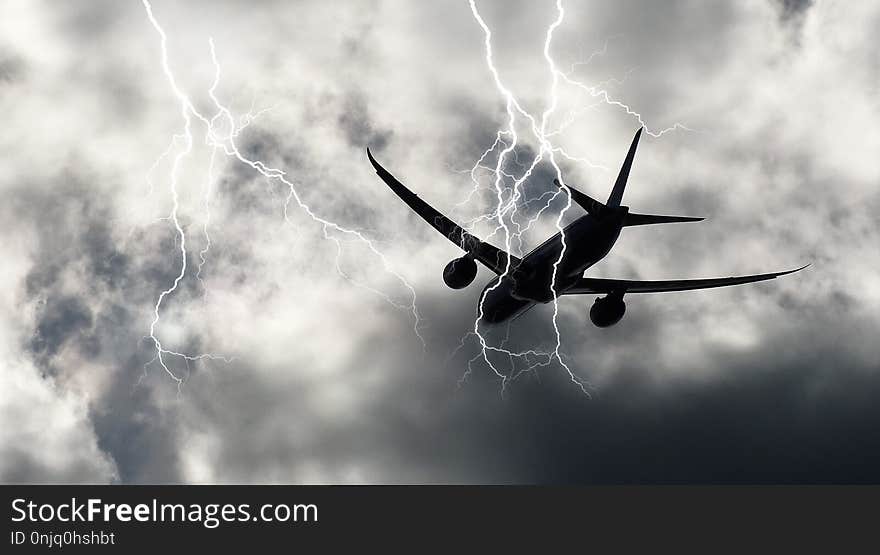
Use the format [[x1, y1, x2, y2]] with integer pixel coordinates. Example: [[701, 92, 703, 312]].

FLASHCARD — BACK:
[[479, 209, 627, 323]]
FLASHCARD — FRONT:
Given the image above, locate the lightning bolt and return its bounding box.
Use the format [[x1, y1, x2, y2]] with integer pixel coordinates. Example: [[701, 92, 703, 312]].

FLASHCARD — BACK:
[[139, 0, 425, 389], [138, 0, 685, 397], [458, 0, 690, 396]]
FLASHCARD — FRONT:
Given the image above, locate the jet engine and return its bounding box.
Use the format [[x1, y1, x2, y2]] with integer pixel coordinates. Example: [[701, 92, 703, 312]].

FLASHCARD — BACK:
[[442, 256, 478, 289], [589, 294, 626, 327]]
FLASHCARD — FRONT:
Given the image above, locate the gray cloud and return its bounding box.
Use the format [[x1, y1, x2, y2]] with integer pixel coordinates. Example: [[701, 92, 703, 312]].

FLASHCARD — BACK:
[[0, 52, 24, 84], [338, 91, 393, 152], [776, 0, 815, 22]]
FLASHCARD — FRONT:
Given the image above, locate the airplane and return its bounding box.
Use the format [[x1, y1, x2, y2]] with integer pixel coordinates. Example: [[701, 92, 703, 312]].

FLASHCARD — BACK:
[[366, 128, 807, 327]]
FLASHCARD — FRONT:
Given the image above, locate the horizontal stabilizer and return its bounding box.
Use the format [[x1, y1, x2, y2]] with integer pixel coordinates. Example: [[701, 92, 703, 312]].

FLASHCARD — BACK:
[[623, 213, 704, 226], [552, 179, 605, 216]]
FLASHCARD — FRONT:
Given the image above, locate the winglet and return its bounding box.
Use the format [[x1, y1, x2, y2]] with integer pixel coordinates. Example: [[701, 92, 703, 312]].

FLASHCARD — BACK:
[[367, 147, 420, 203], [367, 147, 383, 175], [780, 263, 811, 276]]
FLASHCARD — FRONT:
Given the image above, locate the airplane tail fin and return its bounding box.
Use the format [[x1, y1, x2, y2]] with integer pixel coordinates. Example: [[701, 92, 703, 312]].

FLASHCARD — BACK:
[[622, 213, 704, 226], [607, 127, 643, 207], [556, 128, 701, 226]]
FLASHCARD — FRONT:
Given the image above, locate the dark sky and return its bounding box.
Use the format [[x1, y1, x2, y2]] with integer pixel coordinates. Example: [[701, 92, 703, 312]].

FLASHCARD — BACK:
[[1, 0, 878, 483]]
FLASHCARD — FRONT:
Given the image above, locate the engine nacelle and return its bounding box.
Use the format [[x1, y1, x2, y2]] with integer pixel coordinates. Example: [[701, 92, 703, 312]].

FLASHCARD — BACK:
[[589, 294, 626, 327], [443, 256, 478, 289]]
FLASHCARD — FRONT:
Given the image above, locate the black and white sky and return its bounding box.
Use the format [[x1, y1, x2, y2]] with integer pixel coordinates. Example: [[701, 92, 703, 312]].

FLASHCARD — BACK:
[[1, 0, 879, 483]]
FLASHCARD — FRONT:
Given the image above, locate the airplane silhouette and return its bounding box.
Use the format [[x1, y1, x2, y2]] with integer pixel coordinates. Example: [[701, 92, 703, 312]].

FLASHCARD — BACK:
[[367, 128, 807, 327]]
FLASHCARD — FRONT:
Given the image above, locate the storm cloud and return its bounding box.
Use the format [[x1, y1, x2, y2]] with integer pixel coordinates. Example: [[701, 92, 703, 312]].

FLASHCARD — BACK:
[[1, 0, 878, 483]]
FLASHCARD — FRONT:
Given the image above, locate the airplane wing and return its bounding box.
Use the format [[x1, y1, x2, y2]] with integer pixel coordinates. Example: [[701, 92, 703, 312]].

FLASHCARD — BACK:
[[367, 148, 521, 275], [564, 265, 809, 294]]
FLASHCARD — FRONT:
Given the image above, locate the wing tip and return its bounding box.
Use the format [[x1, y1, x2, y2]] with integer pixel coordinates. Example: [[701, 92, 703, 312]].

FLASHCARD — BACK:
[[779, 263, 811, 277], [366, 146, 392, 179]]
